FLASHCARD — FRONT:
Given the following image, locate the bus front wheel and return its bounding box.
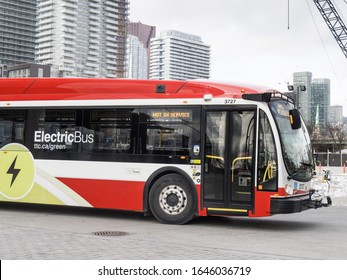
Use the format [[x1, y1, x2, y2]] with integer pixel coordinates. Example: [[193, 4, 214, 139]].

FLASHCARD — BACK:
[[149, 174, 196, 224]]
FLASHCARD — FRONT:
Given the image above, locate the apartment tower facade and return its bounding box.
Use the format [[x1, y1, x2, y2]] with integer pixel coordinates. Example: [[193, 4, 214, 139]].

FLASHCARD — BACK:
[[0, 0, 36, 75], [127, 21, 156, 79], [36, 0, 129, 78], [150, 30, 210, 80]]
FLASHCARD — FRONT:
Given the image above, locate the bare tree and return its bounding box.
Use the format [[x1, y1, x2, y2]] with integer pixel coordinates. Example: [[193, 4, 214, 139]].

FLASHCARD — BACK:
[[326, 123, 347, 153]]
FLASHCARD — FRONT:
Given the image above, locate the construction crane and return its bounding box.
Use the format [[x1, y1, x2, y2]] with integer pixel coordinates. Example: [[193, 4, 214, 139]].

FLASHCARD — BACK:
[[313, 0, 347, 58]]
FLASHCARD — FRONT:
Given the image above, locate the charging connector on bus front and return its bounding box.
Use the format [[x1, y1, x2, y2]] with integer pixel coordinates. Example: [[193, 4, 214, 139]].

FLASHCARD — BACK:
[[310, 169, 332, 208]]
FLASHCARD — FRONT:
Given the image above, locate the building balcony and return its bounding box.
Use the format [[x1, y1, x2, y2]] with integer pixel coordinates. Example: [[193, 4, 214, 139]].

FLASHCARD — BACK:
[[62, 2, 77, 9], [89, 19, 101, 26], [37, 15, 54, 24], [62, 10, 78, 17], [83, 69, 99, 76], [89, 32, 100, 39], [63, 21, 77, 28], [106, 30, 118, 36], [87, 56, 99, 62], [106, 18, 118, 25], [36, 47, 52, 55], [86, 62, 98, 68], [58, 65, 74, 72], [88, 50, 99, 56], [89, 2, 102, 9], [63, 33, 75, 40], [106, 54, 117, 59], [89, 38, 99, 44], [36, 54, 53, 61], [105, 6, 117, 13], [36, 36, 53, 44], [37, 6, 54, 14], [64, 52, 75, 59], [89, 44, 100, 50], [106, 42, 117, 48], [106, 67, 117, 72], [106, 36, 117, 42], [63, 46, 75, 52]]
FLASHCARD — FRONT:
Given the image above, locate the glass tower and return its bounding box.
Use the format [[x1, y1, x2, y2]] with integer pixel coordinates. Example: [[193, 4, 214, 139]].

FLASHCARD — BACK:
[[293, 72, 312, 124], [311, 78, 330, 128]]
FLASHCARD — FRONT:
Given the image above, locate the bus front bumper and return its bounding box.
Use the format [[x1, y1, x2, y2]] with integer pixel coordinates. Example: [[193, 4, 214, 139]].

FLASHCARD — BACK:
[[270, 191, 332, 214]]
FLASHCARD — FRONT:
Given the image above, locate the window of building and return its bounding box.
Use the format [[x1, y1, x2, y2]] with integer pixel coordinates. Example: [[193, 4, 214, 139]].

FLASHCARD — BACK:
[[38, 68, 44, 77]]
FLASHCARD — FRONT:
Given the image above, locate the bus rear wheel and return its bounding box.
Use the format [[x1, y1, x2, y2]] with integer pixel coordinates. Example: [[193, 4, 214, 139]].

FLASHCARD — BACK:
[[149, 174, 196, 224]]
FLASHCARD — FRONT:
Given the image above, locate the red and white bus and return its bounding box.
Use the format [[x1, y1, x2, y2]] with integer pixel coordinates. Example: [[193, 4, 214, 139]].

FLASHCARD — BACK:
[[0, 78, 331, 224]]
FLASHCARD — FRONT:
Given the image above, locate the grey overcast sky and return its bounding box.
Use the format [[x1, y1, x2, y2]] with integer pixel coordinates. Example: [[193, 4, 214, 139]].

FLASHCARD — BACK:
[[130, 0, 347, 116]]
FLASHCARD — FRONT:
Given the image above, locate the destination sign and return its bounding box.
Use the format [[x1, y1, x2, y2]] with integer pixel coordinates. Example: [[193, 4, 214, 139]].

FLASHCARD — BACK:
[[149, 110, 192, 121]]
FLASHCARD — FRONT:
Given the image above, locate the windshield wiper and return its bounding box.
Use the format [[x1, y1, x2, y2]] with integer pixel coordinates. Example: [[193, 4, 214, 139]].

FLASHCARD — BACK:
[[287, 169, 303, 180], [300, 161, 314, 167], [288, 162, 313, 180]]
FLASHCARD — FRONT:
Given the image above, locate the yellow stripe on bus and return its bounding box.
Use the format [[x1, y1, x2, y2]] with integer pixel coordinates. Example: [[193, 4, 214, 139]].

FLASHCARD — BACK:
[[208, 208, 248, 213]]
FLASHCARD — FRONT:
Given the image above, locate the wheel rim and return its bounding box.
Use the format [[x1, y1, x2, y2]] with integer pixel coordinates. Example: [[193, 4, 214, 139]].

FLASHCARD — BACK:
[[159, 185, 187, 215]]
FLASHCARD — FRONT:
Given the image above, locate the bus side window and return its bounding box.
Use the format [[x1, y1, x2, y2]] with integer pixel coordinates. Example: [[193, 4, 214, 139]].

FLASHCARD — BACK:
[[36, 109, 80, 153], [140, 108, 200, 157], [0, 110, 26, 148], [257, 110, 277, 191], [86, 109, 133, 154]]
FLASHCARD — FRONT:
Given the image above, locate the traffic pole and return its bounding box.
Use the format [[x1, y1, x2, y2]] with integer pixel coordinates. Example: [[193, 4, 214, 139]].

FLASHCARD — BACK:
[[319, 162, 322, 174]]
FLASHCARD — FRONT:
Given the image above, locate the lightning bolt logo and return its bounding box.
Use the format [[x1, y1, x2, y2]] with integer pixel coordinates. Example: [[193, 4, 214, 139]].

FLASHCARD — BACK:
[[0, 144, 35, 200], [7, 156, 21, 187]]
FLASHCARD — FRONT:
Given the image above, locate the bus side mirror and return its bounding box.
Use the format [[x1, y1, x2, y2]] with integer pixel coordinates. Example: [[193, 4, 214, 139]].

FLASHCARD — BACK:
[[289, 109, 301, 130]]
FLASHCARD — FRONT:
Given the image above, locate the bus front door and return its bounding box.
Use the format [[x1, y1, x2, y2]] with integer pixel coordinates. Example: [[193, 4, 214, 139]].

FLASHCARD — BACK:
[[203, 109, 255, 215]]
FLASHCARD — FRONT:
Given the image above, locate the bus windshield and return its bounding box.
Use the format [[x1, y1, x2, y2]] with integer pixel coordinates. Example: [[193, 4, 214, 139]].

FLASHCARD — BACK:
[[269, 99, 314, 182]]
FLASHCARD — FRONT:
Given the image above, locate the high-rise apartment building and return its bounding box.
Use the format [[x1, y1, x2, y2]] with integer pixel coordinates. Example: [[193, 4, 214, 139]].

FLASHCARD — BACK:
[[311, 78, 330, 128], [293, 72, 312, 124], [127, 21, 156, 79], [150, 30, 210, 80], [0, 0, 36, 74], [36, 0, 129, 78], [329, 105, 343, 125], [127, 35, 148, 79]]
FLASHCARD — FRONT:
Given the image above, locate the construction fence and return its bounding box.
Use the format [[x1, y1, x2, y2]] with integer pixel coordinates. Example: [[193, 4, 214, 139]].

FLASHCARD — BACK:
[[314, 152, 347, 174]]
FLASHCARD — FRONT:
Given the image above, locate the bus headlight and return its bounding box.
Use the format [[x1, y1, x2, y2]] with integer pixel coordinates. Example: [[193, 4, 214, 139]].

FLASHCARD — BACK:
[[284, 184, 294, 195]]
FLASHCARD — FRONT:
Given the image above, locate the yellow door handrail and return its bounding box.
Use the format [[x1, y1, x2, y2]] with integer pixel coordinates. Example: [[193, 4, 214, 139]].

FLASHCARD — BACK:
[[231, 156, 252, 182], [205, 155, 252, 183], [206, 155, 224, 161]]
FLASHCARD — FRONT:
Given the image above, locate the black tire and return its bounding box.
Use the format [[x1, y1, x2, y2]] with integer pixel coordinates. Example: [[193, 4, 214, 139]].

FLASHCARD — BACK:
[[149, 174, 196, 224]]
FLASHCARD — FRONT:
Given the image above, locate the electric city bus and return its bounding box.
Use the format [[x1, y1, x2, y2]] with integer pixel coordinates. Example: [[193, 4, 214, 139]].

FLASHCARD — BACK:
[[0, 78, 331, 224]]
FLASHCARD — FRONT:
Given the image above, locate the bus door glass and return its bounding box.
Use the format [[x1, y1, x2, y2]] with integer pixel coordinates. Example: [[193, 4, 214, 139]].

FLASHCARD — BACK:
[[203, 109, 255, 208]]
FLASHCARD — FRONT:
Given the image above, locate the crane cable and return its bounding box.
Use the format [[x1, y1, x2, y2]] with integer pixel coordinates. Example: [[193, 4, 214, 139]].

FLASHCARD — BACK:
[[288, 0, 290, 29]]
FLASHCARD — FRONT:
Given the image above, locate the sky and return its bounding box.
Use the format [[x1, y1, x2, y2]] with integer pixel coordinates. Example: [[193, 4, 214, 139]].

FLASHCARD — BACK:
[[129, 0, 347, 116]]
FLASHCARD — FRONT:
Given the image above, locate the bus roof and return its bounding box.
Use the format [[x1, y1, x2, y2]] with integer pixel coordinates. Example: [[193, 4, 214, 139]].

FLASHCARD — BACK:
[[0, 78, 272, 101]]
